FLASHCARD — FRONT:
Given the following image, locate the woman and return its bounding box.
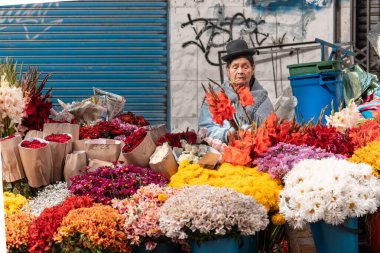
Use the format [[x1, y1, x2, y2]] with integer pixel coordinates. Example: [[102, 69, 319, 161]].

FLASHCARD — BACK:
[[198, 39, 274, 143]]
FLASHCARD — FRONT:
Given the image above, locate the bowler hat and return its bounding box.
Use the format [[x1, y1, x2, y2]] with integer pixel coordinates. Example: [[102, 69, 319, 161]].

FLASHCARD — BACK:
[[222, 39, 256, 62]]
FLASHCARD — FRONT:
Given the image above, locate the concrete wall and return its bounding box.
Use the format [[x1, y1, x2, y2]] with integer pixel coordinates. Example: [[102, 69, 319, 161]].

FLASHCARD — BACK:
[[169, 0, 351, 132]]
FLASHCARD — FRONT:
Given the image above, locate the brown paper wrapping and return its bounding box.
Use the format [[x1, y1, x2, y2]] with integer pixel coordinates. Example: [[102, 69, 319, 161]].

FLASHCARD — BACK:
[[85, 139, 121, 162], [118, 140, 127, 163], [144, 124, 167, 144], [18, 138, 52, 188], [43, 123, 80, 141], [64, 150, 87, 185], [73, 140, 86, 151], [123, 132, 156, 168], [198, 152, 221, 169], [88, 159, 113, 172], [47, 135, 73, 183], [149, 146, 178, 179], [25, 130, 44, 139], [0, 135, 25, 182]]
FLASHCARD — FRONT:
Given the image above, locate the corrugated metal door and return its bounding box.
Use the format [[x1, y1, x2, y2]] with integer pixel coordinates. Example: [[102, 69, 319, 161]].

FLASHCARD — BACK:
[[0, 0, 169, 125]]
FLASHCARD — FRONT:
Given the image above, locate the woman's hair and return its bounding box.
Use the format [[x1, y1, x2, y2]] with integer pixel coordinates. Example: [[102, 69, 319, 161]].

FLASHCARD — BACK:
[[226, 55, 254, 68]]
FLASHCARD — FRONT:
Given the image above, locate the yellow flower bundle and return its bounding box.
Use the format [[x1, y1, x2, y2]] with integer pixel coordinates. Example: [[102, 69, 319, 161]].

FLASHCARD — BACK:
[[53, 205, 131, 253], [3, 192, 28, 216], [349, 140, 380, 178], [169, 161, 283, 211], [5, 212, 36, 251]]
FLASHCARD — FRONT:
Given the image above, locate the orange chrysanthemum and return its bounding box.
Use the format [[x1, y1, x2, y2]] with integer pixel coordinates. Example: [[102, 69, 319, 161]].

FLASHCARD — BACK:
[[6, 213, 36, 252]]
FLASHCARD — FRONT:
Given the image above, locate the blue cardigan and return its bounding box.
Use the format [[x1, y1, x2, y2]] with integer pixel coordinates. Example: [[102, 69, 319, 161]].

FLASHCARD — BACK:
[[198, 79, 274, 143]]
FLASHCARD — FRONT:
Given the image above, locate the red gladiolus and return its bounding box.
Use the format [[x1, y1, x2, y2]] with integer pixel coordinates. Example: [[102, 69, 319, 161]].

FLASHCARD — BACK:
[[20, 139, 47, 149], [44, 133, 71, 143], [206, 91, 236, 126], [238, 86, 254, 107]]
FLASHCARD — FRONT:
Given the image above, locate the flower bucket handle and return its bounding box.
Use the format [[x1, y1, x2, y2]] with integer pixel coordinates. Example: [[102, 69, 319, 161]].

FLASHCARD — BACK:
[[337, 224, 361, 235]]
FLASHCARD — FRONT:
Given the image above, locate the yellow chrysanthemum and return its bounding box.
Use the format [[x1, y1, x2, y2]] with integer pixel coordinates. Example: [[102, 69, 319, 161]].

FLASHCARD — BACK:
[[349, 140, 380, 178], [271, 213, 286, 225], [157, 193, 168, 202], [3, 192, 28, 216], [169, 161, 283, 212]]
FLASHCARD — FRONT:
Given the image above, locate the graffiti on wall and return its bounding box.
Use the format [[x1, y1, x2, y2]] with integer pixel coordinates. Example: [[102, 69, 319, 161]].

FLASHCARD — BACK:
[[0, 2, 63, 40], [181, 12, 273, 66]]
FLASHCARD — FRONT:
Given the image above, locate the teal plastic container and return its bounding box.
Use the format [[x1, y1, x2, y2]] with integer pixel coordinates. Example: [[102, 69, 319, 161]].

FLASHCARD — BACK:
[[190, 238, 239, 253], [239, 235, 258, 253], [310, 218, 359, 253], [288, 71, 344, 124]]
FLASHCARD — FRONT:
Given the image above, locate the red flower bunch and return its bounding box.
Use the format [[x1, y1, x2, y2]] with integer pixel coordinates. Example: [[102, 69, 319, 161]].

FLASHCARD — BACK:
[[237, 86, 254, 107], [205, 90, 236, 126], [20, 139, 47, 149], [118, 111, 150, 127], [21, 70, 53, 132], [44, 133, 71, 143], [79, 121, 123, 139], [157, 131, 197, 148], [349, 119, 380, 150], [0, 134, 15, 142], [304, 124, 354, 157], [28, 196, 93, 253], [122, 128, 147, 153]]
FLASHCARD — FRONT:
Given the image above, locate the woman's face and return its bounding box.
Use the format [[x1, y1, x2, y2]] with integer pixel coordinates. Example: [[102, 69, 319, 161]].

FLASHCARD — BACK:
[[227, 57, 255, 87]]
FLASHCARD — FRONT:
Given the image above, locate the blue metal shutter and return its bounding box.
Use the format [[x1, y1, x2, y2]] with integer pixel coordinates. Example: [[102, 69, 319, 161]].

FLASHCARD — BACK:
[[0, 0, 169, 125]]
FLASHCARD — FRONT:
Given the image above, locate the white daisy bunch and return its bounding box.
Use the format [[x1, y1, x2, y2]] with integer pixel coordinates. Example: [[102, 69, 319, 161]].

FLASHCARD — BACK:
[[325, 102, 361, 133], [159, 185, 268, 240], [26, 182, 71, 216], [280, 158, 380, 229], [177, 140, 208, 164]]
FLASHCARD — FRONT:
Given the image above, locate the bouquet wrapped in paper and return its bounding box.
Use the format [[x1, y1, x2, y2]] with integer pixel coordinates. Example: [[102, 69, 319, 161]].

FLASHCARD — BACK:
[[43, 122, 80, 141], [94, 88, 126, 120], [0, 135, 25, 182], [144, 124, 167, 144], [85, 138, 121, 163], [122, 129, 156, 167], [63, 150, 87, 185], [44, 134, 73, 183], [18, 138, 52, 188], [57, 98, 106, 124], [149, 142, 178, 179]]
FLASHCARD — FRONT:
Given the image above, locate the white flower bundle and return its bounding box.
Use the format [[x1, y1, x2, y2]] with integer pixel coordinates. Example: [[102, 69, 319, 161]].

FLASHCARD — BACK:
[[159, 185, 268, 240], [26, 182, 71, 216], [0, 85, 25, 129], [280, 158, 380, 229], [325, 102, 361, 133]]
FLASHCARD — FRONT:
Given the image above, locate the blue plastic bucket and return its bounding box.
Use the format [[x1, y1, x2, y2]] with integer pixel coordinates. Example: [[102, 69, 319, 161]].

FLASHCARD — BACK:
[[190, 237, 239, 253], [288, 71, 343, 124], [310, 218, 359, 253], [238, 235, 258, 253]]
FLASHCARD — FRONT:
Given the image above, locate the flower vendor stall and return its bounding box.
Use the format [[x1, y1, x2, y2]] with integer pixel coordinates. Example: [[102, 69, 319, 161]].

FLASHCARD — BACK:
[[2, 57, 380, 253]]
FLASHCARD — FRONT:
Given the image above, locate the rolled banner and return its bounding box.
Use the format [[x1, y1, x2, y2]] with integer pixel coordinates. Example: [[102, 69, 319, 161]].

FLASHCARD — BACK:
[[85, 139, 121, 163], [43, 122, 80, 141], [44, 134, 73, 183], [24, 130, 44, 139], [0, 135, 25, 182], [63, 150, 87, 186], [18, 138, 53, 188], [143, 124, 167, 144], [149, 142, 178, 179], [123, 131, 156, 167]]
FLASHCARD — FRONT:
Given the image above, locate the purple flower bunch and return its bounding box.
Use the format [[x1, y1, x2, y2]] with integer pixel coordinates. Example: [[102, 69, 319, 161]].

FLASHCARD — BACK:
[[68, 164, 168, 204], [111, 118, 139, 142], [257, 142, 345, 180]]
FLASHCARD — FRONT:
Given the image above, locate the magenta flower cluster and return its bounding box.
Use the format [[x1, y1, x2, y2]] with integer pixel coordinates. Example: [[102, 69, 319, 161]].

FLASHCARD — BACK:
[[69, 164, 168, 204], [257, 142, 345, 179]]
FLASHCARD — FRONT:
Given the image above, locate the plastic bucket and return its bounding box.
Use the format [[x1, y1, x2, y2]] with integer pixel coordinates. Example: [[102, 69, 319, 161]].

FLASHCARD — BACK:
[[190, 237, 239, 253], [310, 218, 359, 253], [239, 235, 258, 253], [288, 71, 344, 124]]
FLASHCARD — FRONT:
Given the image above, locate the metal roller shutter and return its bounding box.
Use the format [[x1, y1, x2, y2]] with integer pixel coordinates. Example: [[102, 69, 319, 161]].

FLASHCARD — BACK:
[[0, 0, 169, 125]]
